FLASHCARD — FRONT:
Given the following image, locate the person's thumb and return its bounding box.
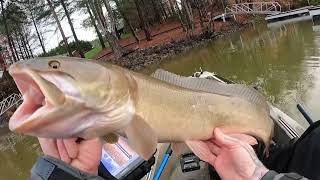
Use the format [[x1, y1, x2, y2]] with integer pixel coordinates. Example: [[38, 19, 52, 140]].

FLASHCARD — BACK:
[[214, 128, 239, 148]]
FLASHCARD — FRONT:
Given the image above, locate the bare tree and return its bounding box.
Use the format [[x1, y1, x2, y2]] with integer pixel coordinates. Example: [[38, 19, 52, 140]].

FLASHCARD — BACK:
[[14, 32, 26, 60], [114, 0, 139, 42], [150, 0, 162, 22], [168, 0, 176, 16], [103, 0, 117, 38], [90, 0, 125, 59], [46, 0, 72, 56], [0, 0, 17, 62], [181, 0, 194, 32], [30, 11, 46, 54], [10, 34, 20, 61], [19, 30, 33, 58], [60, 0, 84, 57], [195, 0, 205, 30], [94, 0, 108, 29], [85, 0, 105, 48], [174, 0, 187, 32], [133, 0, 152, 41], [20, 29, 34, 58], [158, 0, 168, 19], [18, 32, 29, 59], [22, 30, 34, 58]]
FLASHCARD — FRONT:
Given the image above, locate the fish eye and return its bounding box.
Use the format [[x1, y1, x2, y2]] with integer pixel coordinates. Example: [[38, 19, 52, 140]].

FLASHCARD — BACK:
[[48, 60, 60, 69]]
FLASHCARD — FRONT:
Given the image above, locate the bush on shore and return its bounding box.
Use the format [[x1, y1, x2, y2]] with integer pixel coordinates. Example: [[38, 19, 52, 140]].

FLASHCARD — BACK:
[[39, 41, 93, 57]]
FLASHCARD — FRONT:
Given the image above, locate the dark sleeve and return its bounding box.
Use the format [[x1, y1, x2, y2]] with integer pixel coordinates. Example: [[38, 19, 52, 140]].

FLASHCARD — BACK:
[[261, 170, 310, 180], [30, 155, 105, 180]]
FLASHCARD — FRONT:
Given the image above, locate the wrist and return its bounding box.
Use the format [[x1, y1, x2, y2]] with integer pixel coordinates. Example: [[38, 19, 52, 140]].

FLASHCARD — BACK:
[[77, 165, 98, 175], [251, 166, 269, 180], [71, 161, 99, 175], [31, 156, 103, 180]]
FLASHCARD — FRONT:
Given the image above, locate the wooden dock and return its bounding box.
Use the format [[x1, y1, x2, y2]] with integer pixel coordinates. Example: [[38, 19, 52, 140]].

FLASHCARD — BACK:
[[265, 6, 320, 24]]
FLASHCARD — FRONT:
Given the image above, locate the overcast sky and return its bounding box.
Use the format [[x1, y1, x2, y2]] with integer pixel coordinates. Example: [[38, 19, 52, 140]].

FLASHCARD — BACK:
[[33, 10, 97, 55]]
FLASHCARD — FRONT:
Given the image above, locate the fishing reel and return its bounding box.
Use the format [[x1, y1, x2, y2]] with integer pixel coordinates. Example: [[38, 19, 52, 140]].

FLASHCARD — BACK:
[[180, 153, 201, 173]]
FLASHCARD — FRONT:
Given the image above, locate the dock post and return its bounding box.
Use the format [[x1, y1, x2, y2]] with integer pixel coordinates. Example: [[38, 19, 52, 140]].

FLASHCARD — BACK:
[[222, 14, 226, 22]]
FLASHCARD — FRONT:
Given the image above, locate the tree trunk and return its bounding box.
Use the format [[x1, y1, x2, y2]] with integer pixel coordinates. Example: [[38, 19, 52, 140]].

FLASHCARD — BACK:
[[220, 0, 225, 10], [195, 2, 205, 30], [182, 0, 194, 32], [19, 31, 31, 59], [159, 0, 169, 19], [60, 0, 84, 58], [20, 35, 29, 59], [0, 0, 17, 62], [20, 28, 34, 58], [133, 0, 152, 41], [103, 0, 117, 39], [175, 0, 187, 32], [17, 36, 30, 59], [168, 0, 176, 16], [46, 0, 72, 56], [93, 0, 107, 29], [31, 11, 46, 54], [85, 1, 105, 49], [23, 32, 34, 58], [90, 0, 124, 59], [150, 0, 162, 22], [104, 31, 124, 59], [10, 35, 20, 61], [9, 34, 20, 62], [14, 32, 25, 60], [114, 0, 139, 43]]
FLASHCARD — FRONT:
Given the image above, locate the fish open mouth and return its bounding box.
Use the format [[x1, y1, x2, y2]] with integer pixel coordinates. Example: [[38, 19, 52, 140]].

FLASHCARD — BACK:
[[9, 70, 53, 132]]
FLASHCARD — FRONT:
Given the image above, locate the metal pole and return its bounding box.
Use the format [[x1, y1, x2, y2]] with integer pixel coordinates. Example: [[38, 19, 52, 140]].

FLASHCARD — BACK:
[[297, 104, 314, 125]]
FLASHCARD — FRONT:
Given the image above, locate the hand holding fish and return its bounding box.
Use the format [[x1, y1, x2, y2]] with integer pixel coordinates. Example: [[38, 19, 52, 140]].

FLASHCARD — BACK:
[[38, 137, 102, 175], [206, 128, 269, 180]]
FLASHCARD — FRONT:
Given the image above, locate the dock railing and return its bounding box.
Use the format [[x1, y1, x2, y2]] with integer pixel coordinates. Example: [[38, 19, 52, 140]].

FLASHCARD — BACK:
[[0, 93, 22, 117], [226, 2, 282, 15]]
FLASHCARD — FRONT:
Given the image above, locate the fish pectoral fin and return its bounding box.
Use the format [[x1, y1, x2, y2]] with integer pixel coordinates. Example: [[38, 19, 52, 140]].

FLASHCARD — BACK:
[[124, 115, 157, 160], [186, 140, 216, 165], [102, 133, 119, 144]]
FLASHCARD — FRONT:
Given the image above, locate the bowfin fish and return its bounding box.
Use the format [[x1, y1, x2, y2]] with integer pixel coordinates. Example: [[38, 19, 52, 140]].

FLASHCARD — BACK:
[[8, 57, 273, 160]]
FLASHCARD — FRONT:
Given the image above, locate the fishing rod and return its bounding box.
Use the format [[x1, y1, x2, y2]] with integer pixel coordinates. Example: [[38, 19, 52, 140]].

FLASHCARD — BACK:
[[153, 144, 172, 180], [297, 103, 315, 125]]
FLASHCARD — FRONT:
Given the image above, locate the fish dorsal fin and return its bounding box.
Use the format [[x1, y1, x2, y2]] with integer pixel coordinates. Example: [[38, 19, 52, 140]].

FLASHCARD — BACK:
[[152, 69, 269, 110], [124, 115, 157, 160]]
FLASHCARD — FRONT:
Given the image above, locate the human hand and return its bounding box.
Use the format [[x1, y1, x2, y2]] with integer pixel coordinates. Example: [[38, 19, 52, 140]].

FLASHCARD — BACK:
[[38, 138, 102, 175], [187, 128, 268, 180]]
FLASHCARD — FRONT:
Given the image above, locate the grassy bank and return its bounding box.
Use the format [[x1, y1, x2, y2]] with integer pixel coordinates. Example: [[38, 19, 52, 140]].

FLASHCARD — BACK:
[[85, 46, 102, 59], [85, 33, 133, 59]]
